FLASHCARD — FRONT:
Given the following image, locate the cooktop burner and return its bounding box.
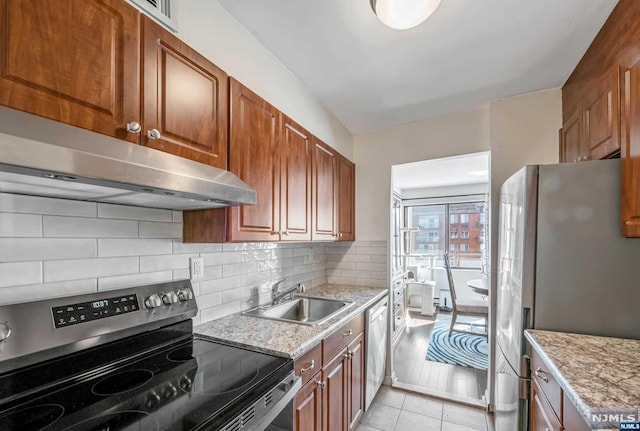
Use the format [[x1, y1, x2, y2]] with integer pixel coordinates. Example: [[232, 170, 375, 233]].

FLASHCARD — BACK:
[[0, 404, 64, 430], [0, 333, 291, 431], [91, 369, 155, 396]]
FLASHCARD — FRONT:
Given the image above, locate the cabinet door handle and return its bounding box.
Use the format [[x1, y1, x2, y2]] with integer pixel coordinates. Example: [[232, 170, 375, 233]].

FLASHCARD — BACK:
[[126, 121, 141, 134], [300, 360, 315, 373], [316, 380, 326, 389], [535, 367, 549, 383], [343, 329, 353, 337], [147, 129, 162, 140], [282, 230, 289, 236]]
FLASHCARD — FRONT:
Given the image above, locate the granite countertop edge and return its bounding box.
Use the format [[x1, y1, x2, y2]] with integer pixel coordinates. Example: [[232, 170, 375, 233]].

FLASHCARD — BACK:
[[525, 329, 640, 427], [524, 330, 590, 422], [194, 284, 388, 360]]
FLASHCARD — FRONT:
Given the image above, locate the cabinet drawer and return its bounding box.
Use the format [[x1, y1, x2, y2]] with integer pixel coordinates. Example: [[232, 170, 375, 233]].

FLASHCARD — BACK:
[[531, 349, 562, 417], [323, 313, 364, 363], [295, 343, 322, 387], [531, 378, 562, 431]]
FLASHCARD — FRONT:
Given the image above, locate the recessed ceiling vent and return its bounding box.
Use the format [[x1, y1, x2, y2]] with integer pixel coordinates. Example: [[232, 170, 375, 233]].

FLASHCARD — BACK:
[[128, 0, 178, 31]]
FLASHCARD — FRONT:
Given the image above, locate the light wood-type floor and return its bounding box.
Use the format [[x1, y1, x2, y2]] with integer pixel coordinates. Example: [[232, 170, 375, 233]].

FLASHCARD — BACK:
[[392, 311, 488, 401]]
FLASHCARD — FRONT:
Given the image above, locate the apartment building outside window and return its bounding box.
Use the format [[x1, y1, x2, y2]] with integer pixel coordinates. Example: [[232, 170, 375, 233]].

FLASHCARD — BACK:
[[405, 201, 485, 268]]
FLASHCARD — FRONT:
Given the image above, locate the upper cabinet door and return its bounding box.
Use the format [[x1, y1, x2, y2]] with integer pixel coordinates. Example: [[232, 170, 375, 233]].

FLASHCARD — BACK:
[[560, 109, 583, 163], [584, 66, 621, 160], [312, 138, 337, 240], [280, 115, 312, 241], [0, 0, 140, 142], [336, 155, 355, 241], [142, 17, 228, 169], [227, 79, 280, 242], [622, 57, 640, 237]]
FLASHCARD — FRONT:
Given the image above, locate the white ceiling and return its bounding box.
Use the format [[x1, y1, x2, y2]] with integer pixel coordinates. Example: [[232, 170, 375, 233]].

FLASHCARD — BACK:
[[218, 0, 617, 134], [393, 152, 489, 190]]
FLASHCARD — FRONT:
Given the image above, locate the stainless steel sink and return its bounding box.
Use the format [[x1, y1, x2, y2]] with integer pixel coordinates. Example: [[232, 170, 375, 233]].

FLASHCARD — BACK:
[[242, 296, 354, 325]]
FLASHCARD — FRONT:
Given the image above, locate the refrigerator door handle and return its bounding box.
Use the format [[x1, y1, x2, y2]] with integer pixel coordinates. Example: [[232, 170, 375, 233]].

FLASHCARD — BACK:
[[519, 355, 530, 400]]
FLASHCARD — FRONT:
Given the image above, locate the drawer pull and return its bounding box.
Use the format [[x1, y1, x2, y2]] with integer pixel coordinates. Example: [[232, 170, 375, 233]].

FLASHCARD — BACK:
[[300, 360, 315, 373], [535, 367, 549, 383], [343, 329, 353, 337]]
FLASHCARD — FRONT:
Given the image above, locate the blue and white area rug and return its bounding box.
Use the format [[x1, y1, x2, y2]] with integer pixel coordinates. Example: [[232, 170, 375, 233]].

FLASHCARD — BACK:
[[425, 314, 488, 370]]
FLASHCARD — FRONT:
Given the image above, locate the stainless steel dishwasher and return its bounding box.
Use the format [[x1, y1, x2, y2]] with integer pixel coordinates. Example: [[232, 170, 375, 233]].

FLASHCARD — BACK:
[[365, 296, 388, 410]]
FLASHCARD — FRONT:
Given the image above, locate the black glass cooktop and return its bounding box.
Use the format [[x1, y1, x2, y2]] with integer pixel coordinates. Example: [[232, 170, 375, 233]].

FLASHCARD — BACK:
[[0, 324, 291, 431]]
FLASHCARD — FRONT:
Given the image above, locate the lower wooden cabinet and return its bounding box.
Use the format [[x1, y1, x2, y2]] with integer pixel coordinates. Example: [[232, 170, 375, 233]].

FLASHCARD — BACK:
[[529, 347, 590, 431], [294, 373, 323, 431], [294, 315, 365, 431]]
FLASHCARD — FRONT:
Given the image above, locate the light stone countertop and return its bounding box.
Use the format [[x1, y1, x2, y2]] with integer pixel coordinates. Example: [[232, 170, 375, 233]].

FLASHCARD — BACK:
[[525, 329, 640, 426], [194, 284, 387, 359]]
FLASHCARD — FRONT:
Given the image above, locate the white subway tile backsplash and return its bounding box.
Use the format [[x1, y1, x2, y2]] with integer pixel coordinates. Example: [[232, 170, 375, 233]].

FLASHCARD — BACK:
[[98, 239, 172, 257], [43, 216, 138, 238], [172, 241, 222, 254], [98, 203, 172, 222], [200, 251, 242, 265], [0, 213, 42, 237], [98, 271, 173, 291], [0, 191, 382, 324], [222, 262, 258, 278], [0, 262, 42, 287], [0, 238, 97, 262], [200, 300, 242, 322], [44, 257, 139, 282], [196, 292, 222, 309], [0, 193, 96, 217], [140, 254, 193, 273], [0, 279, 97, 305], [139, 222, 182, 239]]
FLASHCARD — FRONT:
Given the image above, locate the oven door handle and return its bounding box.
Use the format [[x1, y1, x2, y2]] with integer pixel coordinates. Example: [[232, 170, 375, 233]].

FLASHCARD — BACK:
[[242, 372, 302, 431]]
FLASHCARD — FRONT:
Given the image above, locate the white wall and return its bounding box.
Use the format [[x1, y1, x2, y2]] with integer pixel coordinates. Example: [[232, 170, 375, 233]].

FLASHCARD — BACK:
[[486, 87, 562, 406], [353, 108, 491, 241], [176, 0, 354, 160]]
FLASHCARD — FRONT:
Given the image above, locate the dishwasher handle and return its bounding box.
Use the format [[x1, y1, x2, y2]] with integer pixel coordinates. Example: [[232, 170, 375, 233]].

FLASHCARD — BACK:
[[370, 301, 388, 322]]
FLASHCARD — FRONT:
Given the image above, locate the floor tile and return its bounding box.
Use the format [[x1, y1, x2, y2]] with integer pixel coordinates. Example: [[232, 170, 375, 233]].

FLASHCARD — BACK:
[[361, 404, 401, 431], [442, 402, 487, 430], [356, 425, 383, 431], [441, 421, 488, 431], [401, 393, 443, 420], [393, 410, 441, 431], [374, 386, 407, 409]]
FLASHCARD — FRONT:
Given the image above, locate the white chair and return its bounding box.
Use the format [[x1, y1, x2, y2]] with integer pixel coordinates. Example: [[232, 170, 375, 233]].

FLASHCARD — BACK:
[[443, 253, 488, 338]]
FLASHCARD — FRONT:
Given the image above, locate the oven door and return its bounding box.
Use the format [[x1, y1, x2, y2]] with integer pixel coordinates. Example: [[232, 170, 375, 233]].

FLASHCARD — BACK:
[[208, 371, 301, 431]]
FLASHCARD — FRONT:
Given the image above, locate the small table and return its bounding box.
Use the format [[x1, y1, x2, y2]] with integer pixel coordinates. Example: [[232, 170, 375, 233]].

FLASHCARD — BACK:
[[467, 278, 489, 297]]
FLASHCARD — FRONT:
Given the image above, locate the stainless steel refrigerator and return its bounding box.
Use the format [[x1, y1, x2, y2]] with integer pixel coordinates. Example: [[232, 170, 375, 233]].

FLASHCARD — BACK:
[[494, 159, 640, 431]]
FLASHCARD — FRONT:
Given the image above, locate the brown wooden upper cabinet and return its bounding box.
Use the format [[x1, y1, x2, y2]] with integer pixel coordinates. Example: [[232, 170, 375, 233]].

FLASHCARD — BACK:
[[621, 56, 640, 237], [337, 155, 356, 242], [226, 79, 281, 242], [311, 139, 355, 242], [312, 138, 338, 241], [560, 66, 621, 163], [0, 1, 228, 169], [0, 0, 140, 143], [141, 17, 228, 169], [223, 79, 312, 242]]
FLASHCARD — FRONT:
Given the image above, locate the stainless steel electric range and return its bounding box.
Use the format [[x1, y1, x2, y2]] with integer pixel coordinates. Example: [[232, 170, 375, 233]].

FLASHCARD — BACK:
[[0, 280, 300, 431]]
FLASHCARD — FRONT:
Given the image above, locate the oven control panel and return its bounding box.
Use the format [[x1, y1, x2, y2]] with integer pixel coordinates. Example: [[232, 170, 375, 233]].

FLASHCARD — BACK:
[[52, 294, 139, 328]]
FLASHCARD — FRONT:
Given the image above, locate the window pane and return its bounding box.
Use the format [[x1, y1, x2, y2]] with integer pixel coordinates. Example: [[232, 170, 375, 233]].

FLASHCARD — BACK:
[[448, 202, 484, 268], [405, 205, 445, 267]]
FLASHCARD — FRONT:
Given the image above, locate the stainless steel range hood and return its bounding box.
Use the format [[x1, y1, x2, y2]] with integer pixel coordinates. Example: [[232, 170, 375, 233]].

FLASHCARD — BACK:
[[0, 107, 256, 210]]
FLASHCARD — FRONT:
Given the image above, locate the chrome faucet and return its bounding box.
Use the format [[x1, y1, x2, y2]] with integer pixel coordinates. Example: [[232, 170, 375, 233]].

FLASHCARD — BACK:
[[271, 279, 306, 305]]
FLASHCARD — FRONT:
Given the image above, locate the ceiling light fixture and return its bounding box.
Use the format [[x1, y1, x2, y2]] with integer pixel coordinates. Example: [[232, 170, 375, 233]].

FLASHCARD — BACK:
[[370, 0, 441, 30]]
